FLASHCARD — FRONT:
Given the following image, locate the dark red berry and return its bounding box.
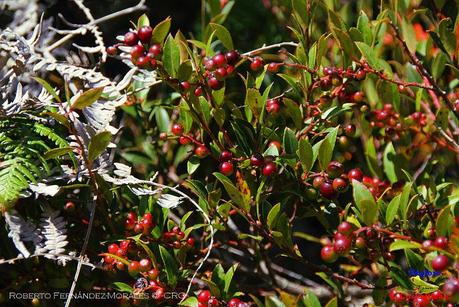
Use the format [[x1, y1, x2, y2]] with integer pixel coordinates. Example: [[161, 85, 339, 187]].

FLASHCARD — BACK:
[[337, 221, 353, 236], [194, 86, 203, 97], [320, 245, 338, 263], [226, 65, 235, 75], [219, 150, 233, 162], [172, 123, 184, 136], [208, 297, 220, 306], [124, 32, 138, 46], [412, 295, 429, 307], [355, 70, 366, 80], [267, 62, 281, 73], [426, 227, 436, 238], [195, 145, 209, 158], [134, 223, 143, 233], [250, 153, 264, 167], [262, 162, 277, 176], [353, 91, 364, 103], [104, 255, 114, 264], [355, 237, 366, 248], [197, 290, 211, 303], [120, 240, 130, 250], [327, 161, 343, 178], [136, 56, 149, 68], [149, 44, 162, 57], [434, 236, 448, 249], [130, 45, 145, 58], [150, 58, 158, 69], [187, 237, 195, 247], [128, 261, 140, 274], [106, 46, 117, 56], [344, 124, 356, 137], [125, 218, 135, 230], [204, 58, 215, 71], [389, 288, 407, 303], [431, 254, 449, 271], [320, 181, 336, 199], [215, 67, 227, 80], [207, 76, 224, 90], [213, 54, 226, 67], [138, 26, 153, 43], [127, 212, 137, 221], [227, 298, 241, 307], [148, 268, 159, 279], [347, 168, 363, 182], [180, 81, 191, 91], [442, 278, 459, 297], [250, 57, 264, 71], [139, 258, 152, 272], [266, 99, 280, 114], [312, 176, 325, 189], [225, 50, 239, 64], [431, 290, 443, 301], [64, 201, 75, 211], [108, 243, 119, 254], [179, 136, 191, 145], [332, 177, 348, 193], [219, 162, 234, 176], [333, 237, 351, 254]]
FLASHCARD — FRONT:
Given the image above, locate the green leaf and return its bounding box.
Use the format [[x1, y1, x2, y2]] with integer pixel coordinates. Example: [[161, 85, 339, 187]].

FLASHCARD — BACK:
[[110, 282, 133, 293], [330, 26, 360, 60], [292, 0, 308, 26], [383, 142, 398, 183], [432, 52, 447, 80], [137, 13, 150, 28], [389, 240, 422, 251], [159, 245, 178, 287], [155, 107, 170, 132], [410, 276, 439, 293], [399, 182, 413, 221], [282, 128, 298, 155], [209, 23, 234, 50], [179, 297, 199, 307], [267, 203, 281, 229], [357, 11, 372, 45], [302, 290, 321, 307], [390, 267, 413, 290], [214, 172, 248, 210], [297, 139, 313, 172], [438, 18, 456, 56], [284, 98, 302, 129], [436, 204, 454, 237], [355, 42, 387, 74], [318, 126, 338, 169], [365, 137, 383, 178], [152, 17, 171, 43], [325, 297, 338, 307], [44, 147, 73, 160], [33, 77, 61, 103], [163, 34, 180, 77], [385, 194, 401, 224], [87, 131, 111, 161], [187, 156, 200, 175], [352, 180, 378, 225], [223, 264, 238, 296], [71, 87, 104, 110]]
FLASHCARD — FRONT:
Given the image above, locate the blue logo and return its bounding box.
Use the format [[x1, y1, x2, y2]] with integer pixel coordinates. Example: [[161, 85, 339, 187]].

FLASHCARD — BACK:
[[407, 268, 441, 278]]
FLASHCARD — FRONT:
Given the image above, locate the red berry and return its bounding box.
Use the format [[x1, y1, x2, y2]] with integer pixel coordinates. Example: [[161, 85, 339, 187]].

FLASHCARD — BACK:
[[337, 221, 353, 236], [227, 298, 241, 307], [204, 58, 215, 71], [173, 241, 181, 249], [143, 213, 152, 221], [353, 91, 364, 103], [434, 236, 448, 249], [333, 237, 351, 254], [150, 58, 158, 69], [320, 245, 338, 263], [412, 294, 430, 307], [106, 46, 117, 56], [136, 56, 149, 68], [134, 223, 144, 233], [431, 290, 443, 301], [125, 218, 135, 230], [187, 237, 195, 247], [64, 201, 75, 211], [226, 65, 235, 75], [347, 168, 363, 182], [148, 268, 159, 279], [250, 57, 264, 71], [268, 140, 281, 151], [139, 258, 152, 272], [128, 261, 140, 274], [194, 86, 203, 97], [266, 99, 280, 114], [219, 150, 233, 162], [431, 254, 449, 271], [207, 76, 224, 90], [389, 288, 407, 303], [208, 297, 220, 306], [344, 124, 356, 137], [116, 248, 126, 257], [422, 240, 433, 250], [267, 62, 281, 73], [195, 145, 209, 158], [327, 161, 343, 178], [149, 44, 162, 58], [154, 287, 164, 300], [250, 153, 264, 167], [130, 45, 145, 58], [172, 123, 184, 136], [197, 290, 211, 303], [426, 227, 436, 238], [355, 237, 366, 248], [138, 26, 152, 43], [141, 218, 153, 229], [179, 136, 191, 145], [332, 177, 348, 193], [116, 261, 125, 270], [320, 181, 337, 199], [124, 32, 138, 46], [180, 81, 191, 91], [108, 243, 119, 254], [215, 67, 227, 80], [355, 70, 366, 81], [172, 226, 181, 234], [262, 162, 277, 176], [225, 50, 239, 64], [213, 54, 226, 67], [312, 176, 325, 189], [219, 162, 234, 176], [443, 277, 459, 297], [104, 255, 114, 264], [120, 240, 130, 250]]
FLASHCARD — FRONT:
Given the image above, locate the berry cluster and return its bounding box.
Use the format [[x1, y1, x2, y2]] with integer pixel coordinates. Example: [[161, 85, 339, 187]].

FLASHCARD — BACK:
[[309, 161, 350, 199], [197, 290, 249, 307], [368, 104, 402, 137], [389, 287, 457, 307], [422, 235, 451, 271], [361, 175, 390, 199], [124, 212, 155, 235], [203, 50, 240, 90], [170, 122, 210, 158]]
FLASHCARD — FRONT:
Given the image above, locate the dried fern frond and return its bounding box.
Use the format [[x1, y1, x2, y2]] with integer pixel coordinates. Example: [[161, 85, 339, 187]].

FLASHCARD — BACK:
[[4, 210, 42, 257], [35, 208, 68, 261]]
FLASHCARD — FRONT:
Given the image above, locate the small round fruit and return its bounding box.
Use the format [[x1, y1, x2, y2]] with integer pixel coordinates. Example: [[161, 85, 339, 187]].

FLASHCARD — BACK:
[[208, 297, 220, 306], [434, 236, 448, 249], [124, 32, 138, 46], [333, 237, 351, 254], [180, 81, 191, 91], [207, 76, 224, 90], [195, 145, 209, 158], [130, 45, 145, 58], [149, 44, 162, 57], [179, 136, 191, 145], [332, 177, 348, 193], [353, 91, 364, 103], [213, 54, 226, 67], [431, 254, 449, 271], [262, 162, 277, 176], [136, 56, 149, 68], [389, 288, 407, 303], [344, 124, 356, 137], [138, 26, 153, 43], [219, 150, 233, 162], [139, 258, 152, 272], [347, 168, 363, 182], [187, 237, 195, 247], [128, 261, 140, 274], [148, 268, 159, 279], [312, 176, 325, 189], [267, 62, 281, 73], [412, 295, 429, 307], [431, 290, 443, 301], [355, 70, 366, 81], [320, 245, 338, 263], [355, 237, 366, 248], [227, 298, 241, 307], [219, 162, 234, 176], [108, 243, 119, 254], [106, 46, 117, 56], [337, 221, 353, 236], [204, 59, 215, 71], [225, 50, 239, 64], [327, 161, 343, 178], [320, 181, 336, 199], [250, 153, 264, 167], [64, 201, 75, 211], [266, 99, 280, 114], [125, 218, 135, 230], [442, 278, 459, 297], [197, 290, 211, 303], [250, 57, 264, 71], [172, 123, 184, 136], [194, 86, 203, 97]]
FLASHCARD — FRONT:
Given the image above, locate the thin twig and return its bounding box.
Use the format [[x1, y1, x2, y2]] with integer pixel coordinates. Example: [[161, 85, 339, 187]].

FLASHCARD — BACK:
[[0, 253, 101, 269], [242, 42, 299, 56]]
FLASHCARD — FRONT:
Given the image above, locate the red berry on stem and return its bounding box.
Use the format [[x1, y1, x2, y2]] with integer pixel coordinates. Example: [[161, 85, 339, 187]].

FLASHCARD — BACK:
[[180, 81, 191, 91], [125, 219, 135, 230], [267, 62, 281, 73], [194, 86, 203, 97], [225, 50, 240, 64], [213, 54, 226, 67], [332, 177, 348, 193], [204, 58, 215, 71], [337, 221, 353, 236], [195, 145, 209, 158], [320, 245, 338, 263], [412, 295, 430, 307], [208, 297, 219, 306], [108, 243, 119, 254], [333, 237, 351, 254], [179, 136, 191, 145], [120, 240, 130, 250], [215, 67, 227, 80], [219, 162, 234, 176], [250, 57, 264, 71], [250, 153, 264, 167], [431, 254, 449, 271], [187, 237, 195, 247], [207, 76, 223, 90], [262, 162, 277, 176], [434, 236, 448, 249], [106, 46, 117, 56], [134, 223, 143, 233], [355, 70, 366, 81], [136, 56, 149, 68], [172, 123, 184, 136], [139, 258, 152, 272], [431, 290, 443, 301], [197, 290, 211, 303], [355, 237, 366, 248], [219, 150, 233, 162], [320, 181, 337, 199], [347, 168, 363, 181], [138, 26, 152, 43], [128, 261, 140, 274], [327, 161, 343, 178], [124, 32, 138, 46], [149, 44, 162, 57], [130, 45, 145, 58], [268, 140, 281, 151], [228, 298, 241, 307], [312, 176, 325, 189], [148, 268, 159, 279], [266, 99, 280, 114]]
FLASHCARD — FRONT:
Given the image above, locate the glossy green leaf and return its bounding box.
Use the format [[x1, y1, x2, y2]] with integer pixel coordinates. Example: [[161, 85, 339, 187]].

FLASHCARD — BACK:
[[88, 131, 111, 161], [436, 204, 454, 237], [352, 180, 378, 225], [389, 240, 422, 251], [214, 172, 248, 210], [152, 17, 171, 43], [209, 23, 234, 50], [297, 139, 313, 172], [282, 128, 298, 155], [72, 87, 104, 110], [163, 34, 180, 77], [318, 126, 338, 169], [137, 13, 150, 28], [159, 245, 178, 287], [385, 194, 401, 224]]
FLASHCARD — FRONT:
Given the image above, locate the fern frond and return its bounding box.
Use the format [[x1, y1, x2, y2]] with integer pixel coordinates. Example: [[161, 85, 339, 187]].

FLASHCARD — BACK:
[[35, 208, 68, 260], [4, 210, 41, 257]]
